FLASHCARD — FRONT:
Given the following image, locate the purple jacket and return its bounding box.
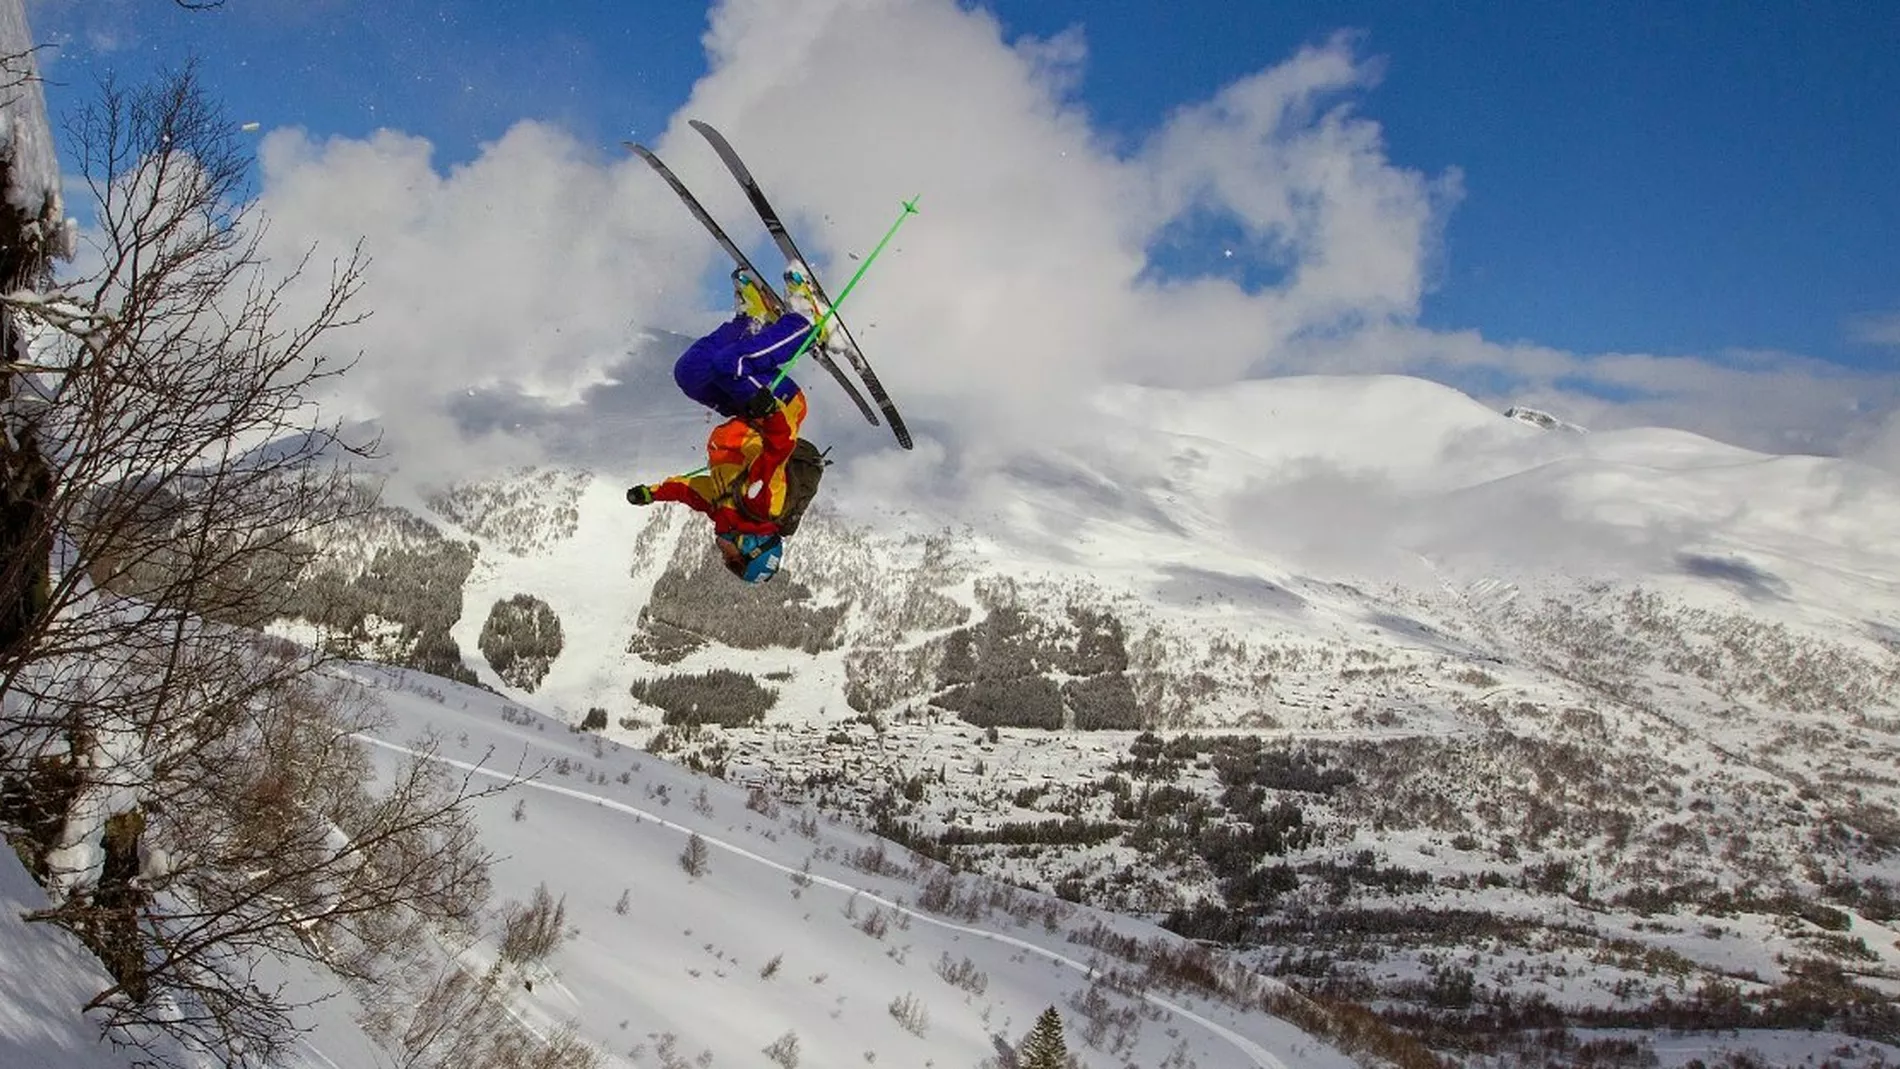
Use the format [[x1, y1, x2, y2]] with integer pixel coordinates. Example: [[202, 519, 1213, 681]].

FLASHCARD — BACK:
[[672, 313, 810, 418]]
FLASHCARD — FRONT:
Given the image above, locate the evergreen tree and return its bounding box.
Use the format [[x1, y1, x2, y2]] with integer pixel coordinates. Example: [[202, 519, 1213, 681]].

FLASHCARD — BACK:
[[680, 832, 710, 877], [1020, 1006, 1068, 1069]]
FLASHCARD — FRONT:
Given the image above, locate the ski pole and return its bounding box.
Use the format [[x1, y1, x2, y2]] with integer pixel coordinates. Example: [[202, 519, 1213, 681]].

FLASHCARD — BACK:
[[770, 195, 921, 389], [662, 197, 920, 481]]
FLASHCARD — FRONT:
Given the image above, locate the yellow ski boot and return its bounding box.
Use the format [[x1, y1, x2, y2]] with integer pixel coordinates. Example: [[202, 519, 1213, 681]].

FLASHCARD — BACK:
[[732, 267, 779, 325]]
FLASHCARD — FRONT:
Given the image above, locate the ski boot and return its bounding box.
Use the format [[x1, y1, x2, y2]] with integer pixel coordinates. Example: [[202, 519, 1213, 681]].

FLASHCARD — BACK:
[[732, 267, 778, 325], [782, 260, 834, 346]]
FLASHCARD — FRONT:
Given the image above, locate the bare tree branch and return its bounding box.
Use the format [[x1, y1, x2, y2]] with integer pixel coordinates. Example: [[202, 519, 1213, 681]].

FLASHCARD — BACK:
[[0, 63, 499, 1068]]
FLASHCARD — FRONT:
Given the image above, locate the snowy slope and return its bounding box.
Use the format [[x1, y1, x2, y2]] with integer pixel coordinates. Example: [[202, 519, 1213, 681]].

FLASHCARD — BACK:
[[346, 662, 1350, 1069], [17, 371, 1900, 1067], [0, 853, 141, 1069], [416, 371, 1900, 724], [372, 369, 1900, 1066], [0, 658, 1350, 1069]]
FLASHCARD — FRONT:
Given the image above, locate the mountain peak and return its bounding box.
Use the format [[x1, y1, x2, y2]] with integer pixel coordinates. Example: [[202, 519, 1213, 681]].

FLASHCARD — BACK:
[[1503, 405, 1588, 433]]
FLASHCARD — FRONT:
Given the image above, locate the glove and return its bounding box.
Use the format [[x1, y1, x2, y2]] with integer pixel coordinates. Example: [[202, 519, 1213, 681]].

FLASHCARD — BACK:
[[738, 387, 779, 420], [626, 485, 654, 506]]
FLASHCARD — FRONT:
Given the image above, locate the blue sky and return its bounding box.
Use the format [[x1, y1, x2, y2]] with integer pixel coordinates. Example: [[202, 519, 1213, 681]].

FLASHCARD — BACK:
[[20, 0, 1900, 464], [987, 2, 1900, 370], [29, 0, 1898, 371]]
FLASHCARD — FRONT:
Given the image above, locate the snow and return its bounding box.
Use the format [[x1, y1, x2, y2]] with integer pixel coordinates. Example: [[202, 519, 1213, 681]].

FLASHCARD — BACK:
[[0, 0, 61, 218], [1, 656, 1350, 1067], [10, 370, 1900, 1065], [0, 852, 134, 1069], [0, 13, 1895, 1049], [342, 663, 1345, 1068]]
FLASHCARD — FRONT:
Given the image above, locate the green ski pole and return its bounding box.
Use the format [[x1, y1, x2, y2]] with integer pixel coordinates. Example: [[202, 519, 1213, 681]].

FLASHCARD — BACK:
[[769, 195, 921, 389]]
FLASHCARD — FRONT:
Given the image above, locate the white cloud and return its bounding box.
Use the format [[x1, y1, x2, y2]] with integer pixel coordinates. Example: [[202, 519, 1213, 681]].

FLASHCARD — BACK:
[[1851, 310, 1900, 349], [251, 120, 722, 475], [233, 0, 1900, 486]]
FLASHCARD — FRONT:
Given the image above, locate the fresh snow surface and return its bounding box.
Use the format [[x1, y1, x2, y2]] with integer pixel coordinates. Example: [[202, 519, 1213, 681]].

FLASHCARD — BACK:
[[344, 662, 1346, 1068], [0, 0, 61, 217], [0, 852, 140, 1069], [0, 660, 1349, 1068]]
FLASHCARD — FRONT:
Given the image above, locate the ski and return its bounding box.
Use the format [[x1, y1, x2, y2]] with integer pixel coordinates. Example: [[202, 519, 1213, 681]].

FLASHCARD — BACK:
[[625, 141, 880, 428], [687, 120, 914, 450]]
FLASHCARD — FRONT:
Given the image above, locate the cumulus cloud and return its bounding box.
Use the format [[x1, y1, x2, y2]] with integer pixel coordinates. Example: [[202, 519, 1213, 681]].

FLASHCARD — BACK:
[[229, 0, 1899, 489], [599, 0, 1462, 468], [250, 120, 721, 475]]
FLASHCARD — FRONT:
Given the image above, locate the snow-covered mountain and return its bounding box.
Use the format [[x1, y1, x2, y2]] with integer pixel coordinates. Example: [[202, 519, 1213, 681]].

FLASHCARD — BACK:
[[273, 365, 1900, 1065], [1, 657, 1355, 1069], [1504, 406, 1588, 434]]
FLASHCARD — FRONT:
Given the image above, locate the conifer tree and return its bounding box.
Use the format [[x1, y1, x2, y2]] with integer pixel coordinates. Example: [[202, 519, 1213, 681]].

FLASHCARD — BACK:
[[1020, 1006, 1068, 1069], [680, 832, 710, 877]]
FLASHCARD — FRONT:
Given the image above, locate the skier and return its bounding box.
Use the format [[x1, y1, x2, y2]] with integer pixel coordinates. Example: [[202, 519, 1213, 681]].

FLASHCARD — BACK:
[[625, 267, 827, 584]]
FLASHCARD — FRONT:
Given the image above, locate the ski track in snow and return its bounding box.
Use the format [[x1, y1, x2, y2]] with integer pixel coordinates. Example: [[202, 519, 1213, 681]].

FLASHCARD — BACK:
[[355, 734, 1291, 1069], [294, 1037, 346, 1069]]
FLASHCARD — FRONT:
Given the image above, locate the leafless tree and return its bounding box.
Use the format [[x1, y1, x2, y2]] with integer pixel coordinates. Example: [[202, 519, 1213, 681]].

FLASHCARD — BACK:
[[499, 882, 568, 964], [0, 62, 499, 1067], [1, 58, 373, 699], [367, 959, 602, 1069], [0, 44, 46, 95]]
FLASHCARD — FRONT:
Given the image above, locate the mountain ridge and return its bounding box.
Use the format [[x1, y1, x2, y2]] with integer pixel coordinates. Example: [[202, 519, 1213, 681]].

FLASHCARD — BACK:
[[268, 370, 1900, 1064]]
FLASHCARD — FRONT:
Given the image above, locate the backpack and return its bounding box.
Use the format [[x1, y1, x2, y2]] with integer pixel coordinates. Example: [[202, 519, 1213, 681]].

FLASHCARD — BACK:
[[776, 439, 829, 537]]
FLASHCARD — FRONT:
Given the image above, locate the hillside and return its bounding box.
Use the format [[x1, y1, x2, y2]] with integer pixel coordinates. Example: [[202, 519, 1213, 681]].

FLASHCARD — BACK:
[[272, 369, 1900, 1066]]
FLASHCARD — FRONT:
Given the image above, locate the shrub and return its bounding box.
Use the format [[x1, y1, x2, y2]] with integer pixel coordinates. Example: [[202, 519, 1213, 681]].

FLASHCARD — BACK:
[[762, 1031, 800, 1069], [500, 883, 568, 965], [888, 992, 929, 1037], [934, 953, 989, 996]]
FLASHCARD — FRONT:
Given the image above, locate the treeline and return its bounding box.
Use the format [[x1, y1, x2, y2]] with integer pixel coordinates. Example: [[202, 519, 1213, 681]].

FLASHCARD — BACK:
[[284, 523, 481, 685], [629, 668, 777, 727], [638, 538, 843, 654], [478, 593, 563, 691], [930, 597, 1147, 730]]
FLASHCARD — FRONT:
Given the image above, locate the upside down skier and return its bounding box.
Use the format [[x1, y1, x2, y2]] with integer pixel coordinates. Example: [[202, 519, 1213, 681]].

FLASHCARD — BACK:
[[625, 266, 829, 584]]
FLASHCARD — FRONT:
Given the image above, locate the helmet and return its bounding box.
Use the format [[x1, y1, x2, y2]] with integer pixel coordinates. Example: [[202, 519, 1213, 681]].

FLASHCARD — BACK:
[[717, 531, 783, 584]]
